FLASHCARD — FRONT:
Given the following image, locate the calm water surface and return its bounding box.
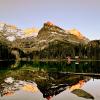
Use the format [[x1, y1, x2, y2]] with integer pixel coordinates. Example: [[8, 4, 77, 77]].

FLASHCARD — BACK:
[[0, 61, 100, 100]]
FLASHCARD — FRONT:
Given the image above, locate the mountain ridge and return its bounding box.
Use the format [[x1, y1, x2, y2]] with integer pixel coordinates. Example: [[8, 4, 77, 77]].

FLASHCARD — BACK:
[[0, 21, 100, 60], [0, 22, 89, 41], [0, 21, 90, 53]]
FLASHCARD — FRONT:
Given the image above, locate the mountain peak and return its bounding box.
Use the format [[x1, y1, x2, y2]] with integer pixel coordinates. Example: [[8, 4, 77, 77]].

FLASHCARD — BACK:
[[37, 22, 66, 39], [68, 28, 84, 39], [23, 27, 39, 37], [44, 21, 54, 26], [42, 21, 65, 33], [0, 22, 17, 29]]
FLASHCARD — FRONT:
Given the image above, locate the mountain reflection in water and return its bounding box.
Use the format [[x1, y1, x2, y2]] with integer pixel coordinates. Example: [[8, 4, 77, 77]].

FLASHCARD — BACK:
[[1, 77, 38, 97], [0, 61, 100, 100]]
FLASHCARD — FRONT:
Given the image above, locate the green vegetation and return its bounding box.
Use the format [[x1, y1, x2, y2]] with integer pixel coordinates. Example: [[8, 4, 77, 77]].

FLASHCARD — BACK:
[[0, 37, 15, 60]]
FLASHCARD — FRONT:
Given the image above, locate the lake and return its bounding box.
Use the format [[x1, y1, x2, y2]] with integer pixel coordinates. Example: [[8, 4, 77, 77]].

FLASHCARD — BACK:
[[0, 61, 100, 100]]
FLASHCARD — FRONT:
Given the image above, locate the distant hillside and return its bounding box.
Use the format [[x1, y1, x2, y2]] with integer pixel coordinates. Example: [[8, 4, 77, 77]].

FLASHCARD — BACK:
[[86, 40, 100, 59]]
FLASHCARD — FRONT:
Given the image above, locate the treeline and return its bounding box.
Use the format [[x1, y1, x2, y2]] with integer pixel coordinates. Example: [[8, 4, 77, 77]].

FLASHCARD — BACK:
[[0, 42, 15, 60], [87, 40, 100, 59], [27, 41, 100, 60], [0, 39, 100, 60], [20, 40, 99, 60]]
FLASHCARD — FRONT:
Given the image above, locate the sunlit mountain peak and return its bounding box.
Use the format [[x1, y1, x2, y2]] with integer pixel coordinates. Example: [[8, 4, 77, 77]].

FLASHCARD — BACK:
[[45, 21, 54, 26], [24, 27, 39, 37], [69, 28, 84, 39]]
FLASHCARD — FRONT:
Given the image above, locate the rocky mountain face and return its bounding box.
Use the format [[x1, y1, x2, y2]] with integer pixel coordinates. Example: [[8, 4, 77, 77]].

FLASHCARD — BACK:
[[0, 23, 24, 41], [30, 22, 89, 59], [0, 23, 38, 41], [2, 21, 100, 60], [10, 22, 89, 54], [38, 22, 89, 45]]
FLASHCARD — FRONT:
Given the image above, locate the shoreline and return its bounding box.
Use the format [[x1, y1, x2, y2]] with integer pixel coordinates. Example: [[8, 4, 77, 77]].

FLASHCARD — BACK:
[[0, 59, 100, 62]]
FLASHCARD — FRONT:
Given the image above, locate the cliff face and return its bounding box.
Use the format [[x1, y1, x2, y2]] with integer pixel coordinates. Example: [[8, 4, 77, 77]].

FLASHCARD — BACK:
[[38, 22, 89, 44], [32, 22, 89, 58]]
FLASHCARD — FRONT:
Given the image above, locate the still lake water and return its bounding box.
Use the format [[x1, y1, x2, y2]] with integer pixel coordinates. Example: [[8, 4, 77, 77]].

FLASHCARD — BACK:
[[0, 61, 100, 100]]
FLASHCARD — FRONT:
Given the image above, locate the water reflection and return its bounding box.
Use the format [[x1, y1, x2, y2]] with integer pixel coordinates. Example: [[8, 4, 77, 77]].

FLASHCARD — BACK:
[[0, 75, 94, 100], [0, 77, 38, 97], [1, 60, 100, 73], [0, 61, 100, 100]]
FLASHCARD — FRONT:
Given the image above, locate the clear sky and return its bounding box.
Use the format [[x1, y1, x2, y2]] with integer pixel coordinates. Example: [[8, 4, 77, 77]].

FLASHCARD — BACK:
[[0, 0, 100, 40]]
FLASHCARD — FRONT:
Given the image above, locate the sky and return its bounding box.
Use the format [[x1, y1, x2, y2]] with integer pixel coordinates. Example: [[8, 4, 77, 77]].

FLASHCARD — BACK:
[[0, 0, 100, 40]]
